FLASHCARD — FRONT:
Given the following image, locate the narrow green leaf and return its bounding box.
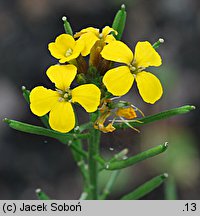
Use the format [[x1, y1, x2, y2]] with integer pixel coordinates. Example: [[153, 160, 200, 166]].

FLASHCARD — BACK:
[[112, 4, 127, 40], [121, 173, 168, 200], [21, 86, 50, 128], [36, 188, 50, 200], [62, 16, 73, 36], [3, 118, 89, 143], [114, 105, 195, 129], [104, 143, 168, 170]]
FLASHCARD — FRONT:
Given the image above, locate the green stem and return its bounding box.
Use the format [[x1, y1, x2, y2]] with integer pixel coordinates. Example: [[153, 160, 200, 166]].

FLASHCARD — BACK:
[[100, 170, 120, 200], [69, 139, 89, 186], [88, 113, 101, 199], [121, 173, 168, 200], [114, 105, 195, 129], [68, 142, 88, 158]]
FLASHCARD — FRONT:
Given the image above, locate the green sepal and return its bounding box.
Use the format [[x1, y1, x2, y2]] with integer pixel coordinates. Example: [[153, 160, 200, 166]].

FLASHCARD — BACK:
[[121, 173, 168, 200], [112, 4, 127, 40], [114, 105, 195, 129], [62, 16, 73, 36], [36, 188, 50, 200]]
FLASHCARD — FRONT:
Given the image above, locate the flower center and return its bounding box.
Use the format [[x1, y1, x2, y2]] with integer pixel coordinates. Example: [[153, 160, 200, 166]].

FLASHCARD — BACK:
[[65, 48, 73, 57], [99, 33, 103, 39], [129, 60, 145, 75], [57, 88, 72, 102]]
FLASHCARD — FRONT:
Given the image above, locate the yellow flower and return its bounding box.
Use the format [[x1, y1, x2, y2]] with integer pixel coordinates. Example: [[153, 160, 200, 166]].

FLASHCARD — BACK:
[[74, 26, 117, 56], [30, 64, 101, 133], [101, 41, 163, 104], [48, 34, 84, 64]]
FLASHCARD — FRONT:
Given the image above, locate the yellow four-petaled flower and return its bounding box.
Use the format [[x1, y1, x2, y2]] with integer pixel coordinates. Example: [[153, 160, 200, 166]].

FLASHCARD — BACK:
[[30, 64, 101, 133], [74, 26, 117, 56], [48, 34, 84, 63], [101, 41, 163, 104]]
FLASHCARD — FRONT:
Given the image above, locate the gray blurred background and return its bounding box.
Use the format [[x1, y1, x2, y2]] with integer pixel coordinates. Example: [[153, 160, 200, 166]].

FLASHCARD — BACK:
[[0, 0, 199, 199]]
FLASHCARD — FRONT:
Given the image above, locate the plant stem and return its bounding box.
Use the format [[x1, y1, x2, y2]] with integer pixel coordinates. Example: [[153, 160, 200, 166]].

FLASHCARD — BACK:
[[88, 112, 101, 199], [100, 170, 120, 200]]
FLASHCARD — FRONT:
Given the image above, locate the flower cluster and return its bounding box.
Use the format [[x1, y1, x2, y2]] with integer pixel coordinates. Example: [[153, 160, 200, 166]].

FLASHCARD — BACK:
[[30, 24, 163, 133]]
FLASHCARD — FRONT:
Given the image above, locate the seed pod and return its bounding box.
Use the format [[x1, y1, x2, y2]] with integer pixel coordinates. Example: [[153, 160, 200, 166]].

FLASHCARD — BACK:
[[112, 4, 127, 40], [62, 16, 73, 36]]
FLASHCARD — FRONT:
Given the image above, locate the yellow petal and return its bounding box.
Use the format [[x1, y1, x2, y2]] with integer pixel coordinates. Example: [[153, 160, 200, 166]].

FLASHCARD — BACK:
[[46, 64, 77, 91], [48, 34, 75, 61], [102, 26, 117, 38], [71, 84, 101, 112], [49, 101, 75, 133], [103, 66, 134, 96], [55, 34, 75, 51], [101, 41, 133, 64], [48, 43, 64, 59], [30, 86, 59, 116], [74, 27, 99, 38], [77, 33, 99, 56], [104, 34, 116, 44], [135, 71, 163, 104], [134, 41, 162, 68]]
